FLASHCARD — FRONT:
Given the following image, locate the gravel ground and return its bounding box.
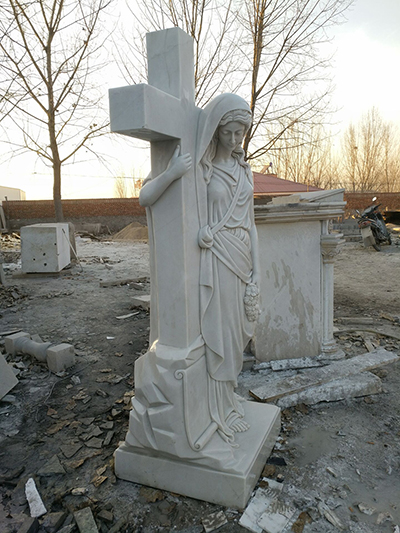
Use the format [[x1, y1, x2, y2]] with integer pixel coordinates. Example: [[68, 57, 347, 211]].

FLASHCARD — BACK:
[[0, 235, 399, 533]]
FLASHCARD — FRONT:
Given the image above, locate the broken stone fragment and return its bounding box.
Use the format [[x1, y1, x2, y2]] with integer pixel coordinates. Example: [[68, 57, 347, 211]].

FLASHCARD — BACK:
[[37, 455, 66, 476], [40, 511, 67, 532], [16, 516, 39, 533], [202, 511, 228, 532], [357, 503, 376, 515], [97, 509, 113, 523], [0, 353, 19, 399], [25, 478, 47, 518], [73, 507, 99, 533], [317, 502, 345, 530]]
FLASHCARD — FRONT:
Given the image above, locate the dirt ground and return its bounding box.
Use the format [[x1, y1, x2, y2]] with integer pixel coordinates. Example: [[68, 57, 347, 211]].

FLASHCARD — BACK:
[[1, 234, 400, 533]]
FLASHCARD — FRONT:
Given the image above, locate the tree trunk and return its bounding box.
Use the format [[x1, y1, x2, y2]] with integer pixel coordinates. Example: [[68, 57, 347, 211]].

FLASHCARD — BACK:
[[53, 158, 64, 222]]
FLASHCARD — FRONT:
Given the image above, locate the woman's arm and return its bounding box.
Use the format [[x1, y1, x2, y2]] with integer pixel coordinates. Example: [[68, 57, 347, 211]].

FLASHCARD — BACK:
[[139, 145, 192, 207], [250, 224, 260, 287]]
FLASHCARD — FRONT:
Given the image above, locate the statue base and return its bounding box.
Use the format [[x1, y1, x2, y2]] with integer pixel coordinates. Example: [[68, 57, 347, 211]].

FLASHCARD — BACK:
[[114, 401, 280, 509]]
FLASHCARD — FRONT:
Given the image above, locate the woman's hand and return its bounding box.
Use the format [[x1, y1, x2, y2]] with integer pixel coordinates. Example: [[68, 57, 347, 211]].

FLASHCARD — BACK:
[[167, 145, 192, 181], [251, 270, 260, 288]]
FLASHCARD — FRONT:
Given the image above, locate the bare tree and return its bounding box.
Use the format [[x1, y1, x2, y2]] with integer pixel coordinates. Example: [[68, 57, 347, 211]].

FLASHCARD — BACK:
[[114, 175, 129, 198], [340, 108, 398, 192], [240, 0, 353, 161], [115, 0, 242, 106], [262, 123, 343, 189], [117, 0, 353, 162], [0, 0, 111, 220]]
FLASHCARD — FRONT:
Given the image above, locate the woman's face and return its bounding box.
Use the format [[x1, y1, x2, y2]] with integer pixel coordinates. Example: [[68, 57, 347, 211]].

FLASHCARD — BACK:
[[217, 121, 246, 153]]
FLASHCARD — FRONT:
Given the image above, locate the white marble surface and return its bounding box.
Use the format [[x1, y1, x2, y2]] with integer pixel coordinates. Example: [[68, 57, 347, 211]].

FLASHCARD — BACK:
[[115, 401, 280, 509], [110, 27, 280, 508]]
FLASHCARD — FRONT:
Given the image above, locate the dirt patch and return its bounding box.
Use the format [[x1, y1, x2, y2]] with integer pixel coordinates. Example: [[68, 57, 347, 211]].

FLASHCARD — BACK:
[[0, 237, 399, 532]]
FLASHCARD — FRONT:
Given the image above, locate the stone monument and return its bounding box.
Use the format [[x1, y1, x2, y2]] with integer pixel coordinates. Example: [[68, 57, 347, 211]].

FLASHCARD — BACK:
[[109, 27, 280, 509], [254, 190, 346, 362]]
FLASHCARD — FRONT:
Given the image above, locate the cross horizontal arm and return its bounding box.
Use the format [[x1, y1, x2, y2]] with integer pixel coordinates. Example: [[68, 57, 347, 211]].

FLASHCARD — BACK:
[[109, 84, 186, 142]]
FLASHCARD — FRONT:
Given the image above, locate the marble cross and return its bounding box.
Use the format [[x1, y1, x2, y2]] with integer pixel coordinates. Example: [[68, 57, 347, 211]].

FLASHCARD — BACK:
[[109, 28, 201, 348]]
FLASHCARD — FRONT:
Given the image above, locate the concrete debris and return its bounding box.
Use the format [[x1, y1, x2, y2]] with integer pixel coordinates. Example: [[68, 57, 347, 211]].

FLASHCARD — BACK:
[[317, 502, 345, 530], [97, 509, 114, 523], [41, 511, 67, 531], [276, 372, 382, 409], [376, 512, 393, 524], [239, 481, 283, 533], [71, 487, 89, 496], [326, 467, 338, 478], [393, 526, 400, 533], [250, 348, 398, 403], [357, 503, 376, 515], [16, 517, 39, 533], [116, 312, 139, 320], [37, 454, 66, 476], [270, 357, 327, 371], [131, 294, 151, 310], [202, 510, 228, 532], [0, 353, 19, 399], [25, 478, 47, 518], [100, 276, 148, 288], [257, 499, 296, 533], [73, 506, 99, 533], [60, 443, 82, 459]]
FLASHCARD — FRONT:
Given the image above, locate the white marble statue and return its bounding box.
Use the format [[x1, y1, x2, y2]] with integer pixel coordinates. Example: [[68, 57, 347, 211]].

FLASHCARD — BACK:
[[111, 29, 280, 506], [139, 93, 260, 447]]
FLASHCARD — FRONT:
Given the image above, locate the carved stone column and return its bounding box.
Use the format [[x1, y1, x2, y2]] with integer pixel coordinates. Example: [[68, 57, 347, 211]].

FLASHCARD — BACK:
[[320, 233, 345, 359]]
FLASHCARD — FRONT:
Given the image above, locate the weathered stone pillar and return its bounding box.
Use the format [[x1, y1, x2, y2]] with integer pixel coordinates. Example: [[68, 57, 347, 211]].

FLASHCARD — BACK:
[[320, 233, 345, 359]]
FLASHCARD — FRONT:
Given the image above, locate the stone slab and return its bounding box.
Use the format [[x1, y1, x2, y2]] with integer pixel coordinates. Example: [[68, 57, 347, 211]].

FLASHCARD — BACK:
[[276, 372, 382, 409], [21, 223, 70, 273], [114, 401, 280, 509], [250, 348, 398, 402], [131, 295, 151, 311], [270, 357, 326, 371], [0, 353, 18, 399]]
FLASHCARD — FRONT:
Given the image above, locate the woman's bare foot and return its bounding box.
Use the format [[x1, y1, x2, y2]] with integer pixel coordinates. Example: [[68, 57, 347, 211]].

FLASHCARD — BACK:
[[230, 418, 250, 433]]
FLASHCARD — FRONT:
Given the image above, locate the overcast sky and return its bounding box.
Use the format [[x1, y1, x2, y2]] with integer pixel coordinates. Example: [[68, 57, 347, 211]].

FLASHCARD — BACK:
[[2, 0, 400, 200]]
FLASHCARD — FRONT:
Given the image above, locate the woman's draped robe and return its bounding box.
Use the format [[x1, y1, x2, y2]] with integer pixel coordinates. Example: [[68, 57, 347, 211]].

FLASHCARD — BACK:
[[199, 160, 256, 443]]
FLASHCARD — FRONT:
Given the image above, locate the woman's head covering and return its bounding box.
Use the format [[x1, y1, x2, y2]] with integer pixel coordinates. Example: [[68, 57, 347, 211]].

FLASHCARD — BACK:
[[196, 94, 251, 165]]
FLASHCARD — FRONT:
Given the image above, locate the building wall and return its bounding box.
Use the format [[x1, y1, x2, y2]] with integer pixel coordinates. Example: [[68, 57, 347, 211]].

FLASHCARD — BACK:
[[344, 192, 400, 216], [0, 186, 26, 201], [4, 198, 147, 232]]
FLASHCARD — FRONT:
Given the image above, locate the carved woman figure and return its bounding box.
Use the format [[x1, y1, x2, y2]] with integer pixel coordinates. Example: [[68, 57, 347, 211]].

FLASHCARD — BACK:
[[139, 93, 260, 447], [196, 94, 260, 444]]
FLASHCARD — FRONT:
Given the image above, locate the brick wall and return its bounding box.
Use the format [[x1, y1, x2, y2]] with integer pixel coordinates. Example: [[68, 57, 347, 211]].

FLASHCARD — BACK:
[[344, 192, 400, 218], [3, 198, 147, 232]]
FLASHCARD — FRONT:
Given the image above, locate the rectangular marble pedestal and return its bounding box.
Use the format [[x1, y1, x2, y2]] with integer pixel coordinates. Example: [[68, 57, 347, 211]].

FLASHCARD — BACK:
[[115, 401, 280, 509]]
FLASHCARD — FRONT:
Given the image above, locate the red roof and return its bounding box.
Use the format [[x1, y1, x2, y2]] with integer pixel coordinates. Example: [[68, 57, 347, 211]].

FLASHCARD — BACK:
[[253, 173, 323, 195]]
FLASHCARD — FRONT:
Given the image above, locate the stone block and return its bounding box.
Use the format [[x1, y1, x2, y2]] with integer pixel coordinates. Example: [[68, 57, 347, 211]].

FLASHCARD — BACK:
[[4, 332, 30, 355], [115, 402, 280, 509], [46, 344, 75, 373], [0, 353, 18, 400], [21, 223, 71, 273]]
